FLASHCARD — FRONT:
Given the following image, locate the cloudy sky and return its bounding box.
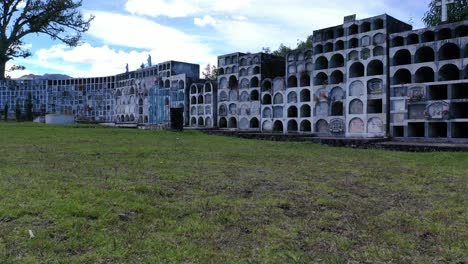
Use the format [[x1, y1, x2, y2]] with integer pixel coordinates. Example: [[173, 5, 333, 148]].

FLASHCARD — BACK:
[[8, 0, 431, 78]]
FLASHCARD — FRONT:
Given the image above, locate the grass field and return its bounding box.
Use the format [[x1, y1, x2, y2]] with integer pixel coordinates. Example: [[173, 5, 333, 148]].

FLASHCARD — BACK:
[[0, 123, 466, 263]]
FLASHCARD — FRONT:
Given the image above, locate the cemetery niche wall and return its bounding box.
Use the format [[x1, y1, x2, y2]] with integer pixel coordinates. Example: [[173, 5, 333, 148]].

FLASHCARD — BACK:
[[0, 14, 466, 142]]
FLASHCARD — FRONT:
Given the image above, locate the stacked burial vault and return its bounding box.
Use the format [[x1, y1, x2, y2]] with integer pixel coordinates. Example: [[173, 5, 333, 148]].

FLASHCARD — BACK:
[[389, 21, 468, 141], [0, 14, 467, 142]]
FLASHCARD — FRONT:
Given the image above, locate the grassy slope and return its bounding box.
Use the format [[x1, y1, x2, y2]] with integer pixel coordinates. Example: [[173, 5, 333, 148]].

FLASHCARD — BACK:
[[0, 123, 466, 263]]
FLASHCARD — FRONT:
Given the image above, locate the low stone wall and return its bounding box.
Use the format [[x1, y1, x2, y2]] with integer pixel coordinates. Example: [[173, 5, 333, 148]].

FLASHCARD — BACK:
[[45, 114, 75, 125], [199, 129, 467, 152]]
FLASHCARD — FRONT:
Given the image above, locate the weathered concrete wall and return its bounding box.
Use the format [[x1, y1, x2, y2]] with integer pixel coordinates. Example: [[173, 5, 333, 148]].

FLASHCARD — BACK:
[[389, 21, 468, 142]]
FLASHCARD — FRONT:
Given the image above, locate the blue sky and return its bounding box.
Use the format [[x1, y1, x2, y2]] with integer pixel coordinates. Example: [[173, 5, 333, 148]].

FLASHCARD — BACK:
[[9, 0, 431, 78]]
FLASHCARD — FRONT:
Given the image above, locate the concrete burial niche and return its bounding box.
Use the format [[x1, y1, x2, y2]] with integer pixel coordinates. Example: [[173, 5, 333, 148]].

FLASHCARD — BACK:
[[349, 118, 365, 133], [367, 117, 384, 134]]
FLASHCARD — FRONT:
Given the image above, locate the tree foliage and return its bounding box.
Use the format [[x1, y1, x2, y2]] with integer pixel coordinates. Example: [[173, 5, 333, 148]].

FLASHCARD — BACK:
[[202, 64, 218, 81], [0, 0, 94, 79], [3, 103, 8, 121], [423, 0, 468, 26], [268, 35, 314, 58], [26, 92, 33, 121], [14, 99, 21, 121], [272, 44, 293, 57]]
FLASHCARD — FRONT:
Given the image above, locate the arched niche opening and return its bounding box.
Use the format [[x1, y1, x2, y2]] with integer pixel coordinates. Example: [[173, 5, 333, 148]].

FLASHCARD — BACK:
[[219, 117, 227, 128], [422, 31, 435, 42], [415, 47, 435, 63], [331, 101, 344, 116], [393, 49, 411, 65], [300, 120, 312, 132], [250, 90, 259, 101], [335, 40, 344, 51], [287, 76, 298, 88], [314, 45, 323, 54], [300, 89, 311, 102], [300, 74, 311, 87], [250, 118, 259, 129], [198, 117, 205, 127], [330, 54, 344, 68], [373, 46, 384, 57], [263, 94, 272, 104], [287, 120, 298, 133], [228, 117, 237, 128], [392, 36, 404, 47], [228, 76, 239, 89], [315, 56, 328, 70], [392, 69, 412, 85], [360, 22, 371, 33], [367, 60, 384, 76], [300, 105, 311, 117], [415, 67, 435, 83], [407, 34, 419, 45], [372, 19, 384, 30], [348, 38, 359, 49], [335, 27, 344, 38], [437, 28, 452, 40], [273, 121, 284, 133], [324, 42, 333, 53], [439, 64, 459, 81], [314, 72, 328, 86], [250, 77, 259, 88], [191, 117, 197, 127], [330, 70, 344, 84], [439, 43, 460, 61], [455, 25, 468, 37], [348, 24, 358, 35], [287, 106, 298, 118], [349, 62, 364, 78], [262, 80, 272, 92]]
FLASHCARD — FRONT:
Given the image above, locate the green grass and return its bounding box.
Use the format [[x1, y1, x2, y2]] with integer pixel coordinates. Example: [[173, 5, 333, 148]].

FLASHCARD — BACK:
[[0, 123, 467, 263]]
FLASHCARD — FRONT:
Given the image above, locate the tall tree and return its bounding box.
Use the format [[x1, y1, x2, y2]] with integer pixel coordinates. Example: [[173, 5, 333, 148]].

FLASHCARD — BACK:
[[14, 99, 21, 121], [0, 0, 94, 79], [272, 44, 292, 57], [26, 92, 33, 121], [269, 35, 314, 58], [202, 64, 218, 81], [3, 103, 8, 121], [423, 0, 468, 26]]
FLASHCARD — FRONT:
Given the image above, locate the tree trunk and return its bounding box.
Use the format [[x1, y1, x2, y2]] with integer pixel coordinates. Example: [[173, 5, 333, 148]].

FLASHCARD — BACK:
[[0, 60, 6, 80]]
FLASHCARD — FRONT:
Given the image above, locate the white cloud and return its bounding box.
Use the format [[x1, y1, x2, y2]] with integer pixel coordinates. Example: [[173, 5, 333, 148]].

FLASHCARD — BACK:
[[125, 0, 200, 18], [5, 61, 33, 79], [124, 0, 428, 52], [22, 10, 218, 77], [125, 0, 252, 18], [34, 43, 151, 77], [194, 15, 217, 27], [86, 11, 215, 64]]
